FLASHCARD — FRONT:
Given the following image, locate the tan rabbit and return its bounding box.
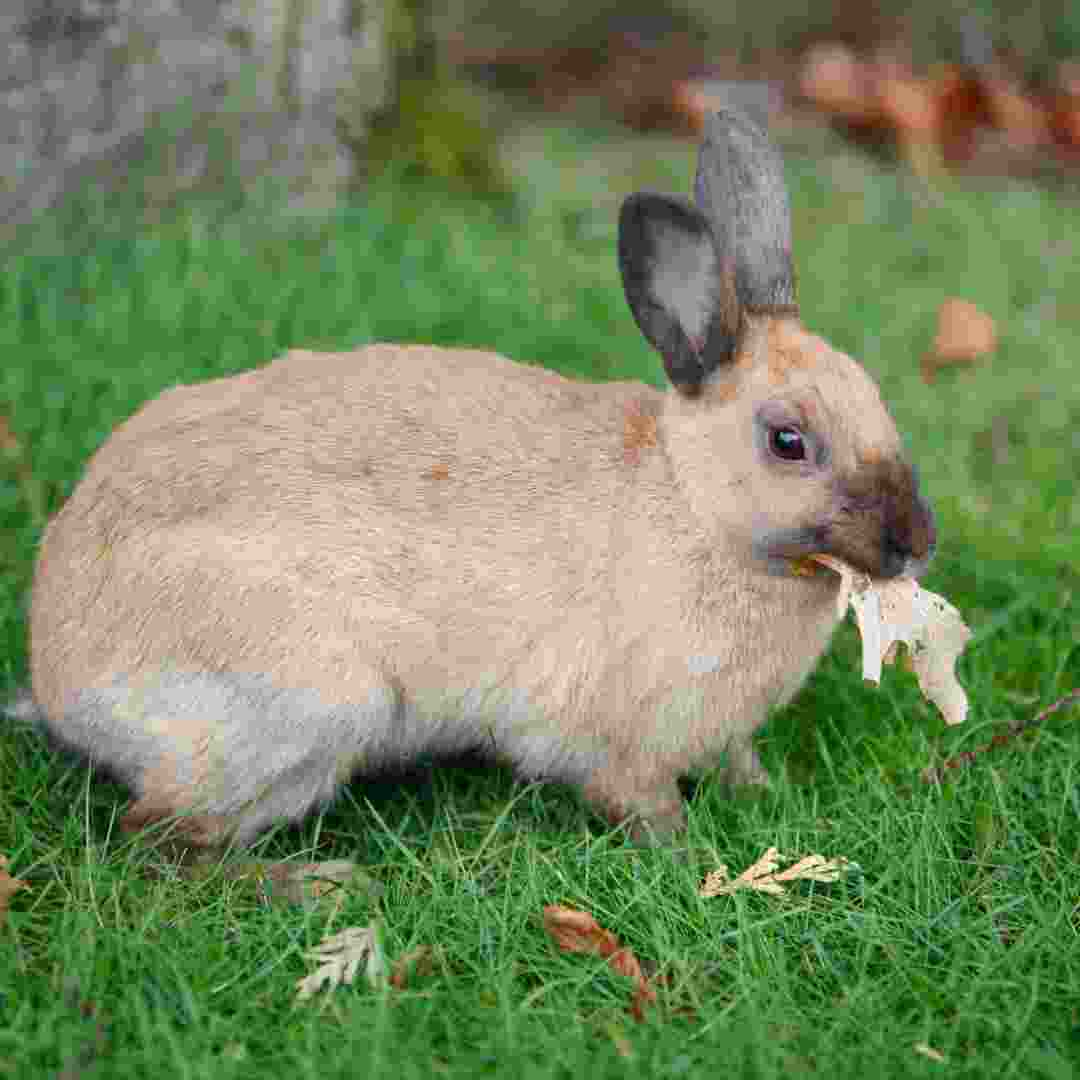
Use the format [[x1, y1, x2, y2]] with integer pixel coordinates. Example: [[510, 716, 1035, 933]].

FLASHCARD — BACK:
[[28, 111, 934, 848]]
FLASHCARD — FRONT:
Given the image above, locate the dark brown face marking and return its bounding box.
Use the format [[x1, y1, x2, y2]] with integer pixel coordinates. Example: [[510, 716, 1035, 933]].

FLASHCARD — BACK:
[[623, 399, 659, 465], [826, 459, 937, 577]]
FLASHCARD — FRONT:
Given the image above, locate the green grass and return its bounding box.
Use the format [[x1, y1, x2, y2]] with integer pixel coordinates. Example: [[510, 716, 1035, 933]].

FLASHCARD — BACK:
[[1, 122, 1078, 1078]]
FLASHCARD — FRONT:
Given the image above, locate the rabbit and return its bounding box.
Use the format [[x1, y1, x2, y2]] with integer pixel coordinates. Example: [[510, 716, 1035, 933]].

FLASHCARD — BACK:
[[27, 110, 935, 850]]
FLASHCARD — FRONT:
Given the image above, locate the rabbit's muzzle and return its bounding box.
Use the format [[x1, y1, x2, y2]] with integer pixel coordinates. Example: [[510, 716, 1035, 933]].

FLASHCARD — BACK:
[[826, 460, 937, 579], [756, 460, 937, 580]]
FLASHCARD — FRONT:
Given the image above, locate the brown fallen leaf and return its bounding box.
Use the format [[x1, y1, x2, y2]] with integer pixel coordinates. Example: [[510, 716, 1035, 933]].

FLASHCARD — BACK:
[[799, 43, 875, 122], [1049, 60, 1080, 158], [876, 55, 945, 178], [543, 906, 621, 958], [798, 42, 1072, 176], [627, 972, 659, 1022], [296, 923, 387, 1001], [982, 72, 1051, 151], [810, 555, 972, 728], [542, 906, 657, 1021], [923, 298, 996, 381], [0, 855, 29, 926], [609, 946, 658, 1021], [700, 847, 851, 899], [931, 64, 994, 167], [389, 945, 437, 989]]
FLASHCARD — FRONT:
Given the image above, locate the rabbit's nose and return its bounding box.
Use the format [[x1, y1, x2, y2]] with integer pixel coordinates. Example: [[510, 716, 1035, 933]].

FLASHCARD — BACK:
[[882, 492, 936, 578]]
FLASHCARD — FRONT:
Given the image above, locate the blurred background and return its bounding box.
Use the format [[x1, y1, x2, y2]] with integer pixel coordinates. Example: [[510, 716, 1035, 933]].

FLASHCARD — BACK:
[[2, 0, 1079, 222], [1, 0, 1078, 612], [0, 0, 1075, 221]]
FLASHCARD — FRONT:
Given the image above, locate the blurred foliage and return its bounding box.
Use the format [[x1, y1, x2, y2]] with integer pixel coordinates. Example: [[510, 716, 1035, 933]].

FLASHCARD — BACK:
[[360, 0, 510, 196], [454, 0, 1080, 83]]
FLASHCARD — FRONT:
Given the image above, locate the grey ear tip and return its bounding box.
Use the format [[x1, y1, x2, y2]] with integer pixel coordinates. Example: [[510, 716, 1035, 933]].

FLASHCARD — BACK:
[[619, 192, 713, 241], [618, 193, 658, 250], [702, 105, 758, 128], [700, 106, 773, 150], [618, 191, 652, 224]]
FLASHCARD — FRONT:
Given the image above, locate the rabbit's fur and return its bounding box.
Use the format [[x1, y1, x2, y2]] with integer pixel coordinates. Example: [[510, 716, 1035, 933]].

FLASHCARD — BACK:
[[28, 112, 935, 847]]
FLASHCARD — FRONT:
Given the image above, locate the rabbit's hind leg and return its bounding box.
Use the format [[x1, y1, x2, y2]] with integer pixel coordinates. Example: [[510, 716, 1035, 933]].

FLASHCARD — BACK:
[[56, 668, 399, 850]]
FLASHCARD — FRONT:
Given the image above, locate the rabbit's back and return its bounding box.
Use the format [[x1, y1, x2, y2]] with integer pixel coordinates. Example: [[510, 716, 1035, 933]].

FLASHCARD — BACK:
[[29, 345, 667, 728]]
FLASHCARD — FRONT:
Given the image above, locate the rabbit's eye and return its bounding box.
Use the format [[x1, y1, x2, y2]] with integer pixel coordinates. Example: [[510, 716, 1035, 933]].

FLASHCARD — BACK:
[[770, 426, 806, 461]]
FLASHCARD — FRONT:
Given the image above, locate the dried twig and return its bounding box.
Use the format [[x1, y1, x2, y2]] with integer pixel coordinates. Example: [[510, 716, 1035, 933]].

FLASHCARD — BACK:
[[922, 688, 1079, 784]]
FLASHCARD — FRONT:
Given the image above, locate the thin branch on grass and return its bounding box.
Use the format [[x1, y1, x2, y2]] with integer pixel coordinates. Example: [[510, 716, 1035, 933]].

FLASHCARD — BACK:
[[922, 688, 1080, 784]]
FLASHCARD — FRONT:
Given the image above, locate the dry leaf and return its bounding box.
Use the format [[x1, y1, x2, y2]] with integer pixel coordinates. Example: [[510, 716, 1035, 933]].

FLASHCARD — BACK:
[[1050, 60, 1080, 156], [798, 45, 948, 174], [0, 856, 29, 926], [296, 924, 386, 1001], [876, 57, 939, 140], [811, 555, 972, 727], [799, 43, 873, 120], [542, 906, 621, 958], [699, 847, 851, 898], [923, 298, 996, 381], [389, 946, 437, 989], [913, 1042, 947, 1063], [983, 73, 1050, 151], [542, 906, 656, 1020], [798, 42, 1069, 175], [627, 970, 659, 1021], [606, 945, 658, 1020]]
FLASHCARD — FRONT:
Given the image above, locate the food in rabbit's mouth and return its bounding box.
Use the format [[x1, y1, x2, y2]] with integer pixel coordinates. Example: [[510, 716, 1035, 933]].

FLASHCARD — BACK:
[[795, 553, 972, 727]]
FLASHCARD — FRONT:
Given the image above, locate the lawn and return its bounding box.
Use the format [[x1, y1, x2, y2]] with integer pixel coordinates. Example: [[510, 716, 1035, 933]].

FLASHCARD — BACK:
[[0, 119, 1078, 1079]]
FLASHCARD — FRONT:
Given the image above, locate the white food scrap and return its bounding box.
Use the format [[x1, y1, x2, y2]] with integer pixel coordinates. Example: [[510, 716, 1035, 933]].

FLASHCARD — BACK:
[[808, 554, 972, 726]]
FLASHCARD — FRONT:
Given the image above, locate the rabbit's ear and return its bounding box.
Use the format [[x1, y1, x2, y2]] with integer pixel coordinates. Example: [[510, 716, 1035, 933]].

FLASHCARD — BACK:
[[694, 109, 797, 313], [618, 192, 739, 396]]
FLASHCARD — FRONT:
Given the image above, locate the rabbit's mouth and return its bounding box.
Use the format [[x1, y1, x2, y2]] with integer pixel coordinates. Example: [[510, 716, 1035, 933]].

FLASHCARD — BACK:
[[754, 464, 937, 581], [753, 527, 844, 578], [753, 520, 935, 582]]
